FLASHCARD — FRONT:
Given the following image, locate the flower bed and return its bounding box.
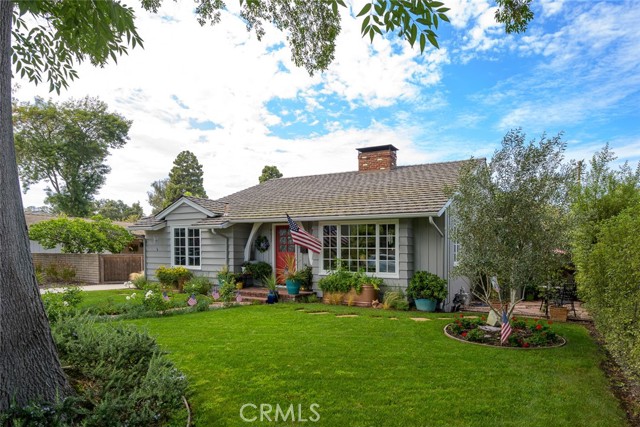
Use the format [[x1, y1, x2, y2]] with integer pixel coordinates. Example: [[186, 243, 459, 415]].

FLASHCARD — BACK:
[[445, 314, 565, 348]]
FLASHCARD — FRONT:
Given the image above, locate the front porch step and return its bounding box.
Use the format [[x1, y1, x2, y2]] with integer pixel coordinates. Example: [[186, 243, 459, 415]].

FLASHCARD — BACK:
[[237, 287, 316, 304]]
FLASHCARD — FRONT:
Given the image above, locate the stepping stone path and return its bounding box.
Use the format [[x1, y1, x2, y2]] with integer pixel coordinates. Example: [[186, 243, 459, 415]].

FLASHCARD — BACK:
[[336, 315, 358, 318], [438, 317, 453, 320], [308, 311, 330, 315], [389, 317, 399, 320], [410, 318, 431, 322]]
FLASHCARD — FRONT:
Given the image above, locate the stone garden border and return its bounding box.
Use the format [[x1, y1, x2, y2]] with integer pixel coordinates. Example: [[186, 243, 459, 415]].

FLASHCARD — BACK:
[[443, 324, 567, 350]]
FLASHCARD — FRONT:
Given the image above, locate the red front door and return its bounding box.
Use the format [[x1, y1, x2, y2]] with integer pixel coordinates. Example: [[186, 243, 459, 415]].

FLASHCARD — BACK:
[[275, 225, 295, 284]]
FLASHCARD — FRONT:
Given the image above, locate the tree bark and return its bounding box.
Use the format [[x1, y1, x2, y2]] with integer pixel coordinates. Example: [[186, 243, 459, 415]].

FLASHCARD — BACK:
[[0, 1, 70, 411]]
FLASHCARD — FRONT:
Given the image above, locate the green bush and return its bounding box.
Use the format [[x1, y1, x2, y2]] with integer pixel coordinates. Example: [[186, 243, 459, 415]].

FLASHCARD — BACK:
[[44, 263, 60, 282], [407, 271, 448, 301], [318, 261, 354, 294], [155, 266, 193, 288], [382, 290, 409, 311], [50, 316, 188, 426], [219, 279, 238, 302], [42, 286, 84, 323], [244, 261, 272, 282], [59, 263, 77, 282], [184, 276, 211, 295], [578, 204, 640, 379], [131, 275, 150, 289]]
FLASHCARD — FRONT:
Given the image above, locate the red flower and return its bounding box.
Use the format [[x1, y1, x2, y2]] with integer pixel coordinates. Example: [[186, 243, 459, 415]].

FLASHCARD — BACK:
[[536, 324, 542, 330], [512, 316, 518, 321], [523, 342, 530, 348], [548, 320, 553, 325], [460, 314, 464, 318], [461, 332, 468, 338]]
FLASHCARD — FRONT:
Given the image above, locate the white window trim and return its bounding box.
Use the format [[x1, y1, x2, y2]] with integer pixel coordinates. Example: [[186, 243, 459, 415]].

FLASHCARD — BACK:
[[318, 220, 400, 279], [170, 226, 202, 270]]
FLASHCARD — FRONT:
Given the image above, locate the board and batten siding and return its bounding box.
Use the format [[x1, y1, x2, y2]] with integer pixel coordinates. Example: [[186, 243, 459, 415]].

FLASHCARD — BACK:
[[444, 207, 472, 308]]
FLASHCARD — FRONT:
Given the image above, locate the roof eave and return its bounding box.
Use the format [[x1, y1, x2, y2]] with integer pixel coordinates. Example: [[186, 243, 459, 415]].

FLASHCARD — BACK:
[[222, 212, 441, 223]]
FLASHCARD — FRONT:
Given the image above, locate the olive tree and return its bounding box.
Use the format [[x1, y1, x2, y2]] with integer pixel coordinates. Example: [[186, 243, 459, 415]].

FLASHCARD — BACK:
[[450, 129, 573, 316]]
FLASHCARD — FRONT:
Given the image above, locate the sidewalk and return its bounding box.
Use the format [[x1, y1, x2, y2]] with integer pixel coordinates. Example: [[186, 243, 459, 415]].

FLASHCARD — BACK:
[[40, 283, 134, 294]]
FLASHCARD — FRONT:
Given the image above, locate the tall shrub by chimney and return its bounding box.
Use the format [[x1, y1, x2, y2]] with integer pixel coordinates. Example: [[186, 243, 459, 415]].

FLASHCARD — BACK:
[[357, 145, 398, 172]]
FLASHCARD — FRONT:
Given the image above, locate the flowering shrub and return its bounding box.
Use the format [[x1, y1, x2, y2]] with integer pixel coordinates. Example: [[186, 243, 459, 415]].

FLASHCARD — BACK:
[[41, 286, 84, 323], [447, 314, 561, 348]]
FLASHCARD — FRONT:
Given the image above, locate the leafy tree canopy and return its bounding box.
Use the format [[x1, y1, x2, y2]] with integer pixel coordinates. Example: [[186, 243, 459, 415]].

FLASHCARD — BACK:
[[165, 150, 208, 201], [93, 199, 144, 222], [147, 178, 169, 215], [13, 97, 131, 217], [450, 129, 573, 314], [28, 216, 135, 254], [259, 165, 283, 183]]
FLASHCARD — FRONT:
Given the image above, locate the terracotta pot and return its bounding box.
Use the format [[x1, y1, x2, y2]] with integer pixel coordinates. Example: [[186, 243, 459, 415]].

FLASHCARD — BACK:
[[344, 285, 379, 307], [549, 306, 568, 322]]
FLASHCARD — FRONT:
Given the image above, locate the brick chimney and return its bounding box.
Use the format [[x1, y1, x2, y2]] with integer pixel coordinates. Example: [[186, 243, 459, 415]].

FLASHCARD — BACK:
[[356, 145, 398, 172]]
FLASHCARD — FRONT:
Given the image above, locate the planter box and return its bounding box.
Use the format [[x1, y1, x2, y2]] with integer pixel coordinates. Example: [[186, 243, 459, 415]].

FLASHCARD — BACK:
[[415, 298, 437, 312], [549, 306, 569, 322]]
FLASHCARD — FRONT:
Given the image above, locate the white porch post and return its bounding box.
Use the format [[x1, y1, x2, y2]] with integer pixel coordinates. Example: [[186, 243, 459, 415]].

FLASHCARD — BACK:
[[244, 222, 263, 262]]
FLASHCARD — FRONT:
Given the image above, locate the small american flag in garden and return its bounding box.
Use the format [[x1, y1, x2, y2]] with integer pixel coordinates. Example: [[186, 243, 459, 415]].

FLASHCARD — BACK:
[[212, 287, 219, 300], [235, 292, 243, 303], [187, 294, 197, 306], [501, 311, 512, 344], [162, 291, 170, 301], [287, 214, 321, 253]]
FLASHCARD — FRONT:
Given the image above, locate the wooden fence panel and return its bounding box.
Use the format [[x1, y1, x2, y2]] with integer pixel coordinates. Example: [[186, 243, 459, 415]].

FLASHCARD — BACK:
[[100, 254, 143, 283]]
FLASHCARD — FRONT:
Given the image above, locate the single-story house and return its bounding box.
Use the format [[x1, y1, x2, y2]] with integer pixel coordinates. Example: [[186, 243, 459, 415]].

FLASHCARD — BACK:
[[131, 145, 479, 309]]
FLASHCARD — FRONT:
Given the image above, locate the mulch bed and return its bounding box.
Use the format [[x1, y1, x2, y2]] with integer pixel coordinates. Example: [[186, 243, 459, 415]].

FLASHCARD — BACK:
[[444, 315, 565, 349]]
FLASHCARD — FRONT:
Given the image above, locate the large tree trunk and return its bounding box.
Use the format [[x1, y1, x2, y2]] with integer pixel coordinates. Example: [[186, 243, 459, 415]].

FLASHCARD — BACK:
[[0, 1, 70, 411]]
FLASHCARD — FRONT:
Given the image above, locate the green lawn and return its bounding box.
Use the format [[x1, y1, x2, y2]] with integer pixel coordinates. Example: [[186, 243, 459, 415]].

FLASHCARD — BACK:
[[127, 304, 626, 427]]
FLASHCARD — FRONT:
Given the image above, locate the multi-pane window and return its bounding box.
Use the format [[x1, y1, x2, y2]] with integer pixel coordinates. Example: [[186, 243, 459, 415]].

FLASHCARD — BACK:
[[322, 223, 396, 275], [174, 228, 200, 267]]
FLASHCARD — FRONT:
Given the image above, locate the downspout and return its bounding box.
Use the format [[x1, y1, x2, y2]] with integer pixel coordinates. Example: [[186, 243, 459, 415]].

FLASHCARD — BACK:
[[143, 233, 147, 279], [428, 216, 446, 309], [428, 216, 444, 237]]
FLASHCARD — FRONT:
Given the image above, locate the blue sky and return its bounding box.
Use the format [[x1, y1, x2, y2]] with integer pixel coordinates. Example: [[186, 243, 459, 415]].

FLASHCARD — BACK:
[[16, 0, 640, 214]]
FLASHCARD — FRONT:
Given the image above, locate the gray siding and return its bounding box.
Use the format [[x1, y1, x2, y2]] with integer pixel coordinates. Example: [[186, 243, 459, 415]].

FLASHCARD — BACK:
[[144, 203, 227, 280], [229, 224, 252, 273], [444, 208, 472, 308]]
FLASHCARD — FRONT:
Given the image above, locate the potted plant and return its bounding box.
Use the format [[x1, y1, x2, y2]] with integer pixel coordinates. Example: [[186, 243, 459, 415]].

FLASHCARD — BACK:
[[343, 270, 383, 307], [264, 276, 279, 304], [276, 254, 304, 295], [407, 271, 448, 312], [318, 261, 352, 304]]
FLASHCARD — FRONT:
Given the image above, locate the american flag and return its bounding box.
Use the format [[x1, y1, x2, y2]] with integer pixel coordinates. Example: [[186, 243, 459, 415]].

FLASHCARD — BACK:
[[287, 214, 322, 253], [501, 311, 512, 344], [212, 287, 219, 300], [162, 291, 170, 301], [187, 294, 197, 306], [236, 292, 243, 303]]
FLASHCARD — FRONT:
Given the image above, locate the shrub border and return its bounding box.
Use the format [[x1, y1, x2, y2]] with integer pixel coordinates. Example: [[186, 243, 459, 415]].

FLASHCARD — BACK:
[[443, 324, 566, 350]]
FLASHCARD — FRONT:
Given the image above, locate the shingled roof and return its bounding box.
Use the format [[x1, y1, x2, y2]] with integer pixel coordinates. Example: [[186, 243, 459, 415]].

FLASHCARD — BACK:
[[131, 158, 480, 229]]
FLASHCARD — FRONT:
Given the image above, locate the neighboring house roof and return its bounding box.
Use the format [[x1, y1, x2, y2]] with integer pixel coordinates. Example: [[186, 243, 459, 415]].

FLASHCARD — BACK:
[[131, 158, 481, 229]]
